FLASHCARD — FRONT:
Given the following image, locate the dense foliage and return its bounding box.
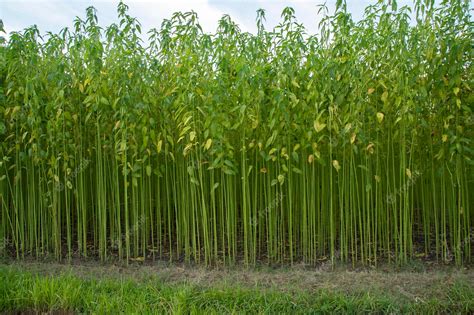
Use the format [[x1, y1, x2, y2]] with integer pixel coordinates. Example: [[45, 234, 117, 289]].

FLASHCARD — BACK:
[[0, 0, 472, 266]]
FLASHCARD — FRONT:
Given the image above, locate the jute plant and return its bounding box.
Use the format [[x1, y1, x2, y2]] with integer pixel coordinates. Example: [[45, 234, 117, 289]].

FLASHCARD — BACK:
[[0, 0, 472, 266]]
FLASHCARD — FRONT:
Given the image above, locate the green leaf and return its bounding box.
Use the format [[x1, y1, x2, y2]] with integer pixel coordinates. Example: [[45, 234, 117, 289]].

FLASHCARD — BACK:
[[381, 91, 388, 103], [146, 165, 152, 177]]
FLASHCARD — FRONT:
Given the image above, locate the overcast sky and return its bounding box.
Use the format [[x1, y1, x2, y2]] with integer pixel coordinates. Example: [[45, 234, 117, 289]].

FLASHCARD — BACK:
[[2, 0, 422, 40]]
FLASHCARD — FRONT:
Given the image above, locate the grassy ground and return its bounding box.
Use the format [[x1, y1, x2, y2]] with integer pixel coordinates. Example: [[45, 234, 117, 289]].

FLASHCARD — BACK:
[[0, 260, 473, 314]]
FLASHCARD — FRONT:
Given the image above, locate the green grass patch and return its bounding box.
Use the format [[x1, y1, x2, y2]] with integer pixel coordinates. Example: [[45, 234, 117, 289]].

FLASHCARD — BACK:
[[1, 264, 473, 314]]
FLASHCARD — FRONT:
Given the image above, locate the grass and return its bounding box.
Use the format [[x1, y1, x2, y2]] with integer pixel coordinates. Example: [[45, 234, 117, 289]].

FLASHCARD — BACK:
[[0, 261, 473, 314]]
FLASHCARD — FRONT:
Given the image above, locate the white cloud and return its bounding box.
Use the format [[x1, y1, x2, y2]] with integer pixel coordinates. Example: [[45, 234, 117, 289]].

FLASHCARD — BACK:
[[123, 0, 251, 34], [0, 0, 432, 41], [1, 0, 253, 38]]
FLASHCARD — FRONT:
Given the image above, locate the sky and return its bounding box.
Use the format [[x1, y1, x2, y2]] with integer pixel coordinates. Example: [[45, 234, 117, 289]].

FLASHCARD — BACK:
[[1, 0, 420, 40]]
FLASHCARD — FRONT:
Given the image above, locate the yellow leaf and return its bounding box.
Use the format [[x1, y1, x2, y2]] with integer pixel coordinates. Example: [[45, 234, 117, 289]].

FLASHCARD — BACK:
[[374, 175, 381, 183], [332, 160, 341, 172], [190, 131, 196, 141], [183, 143, 192, 156], [308, 154, 314, 164], [376, 112, 384, 123], [351, 133, 356, 144], [381, 91, 388, 103], [156, 140, 163, 153], [406, 168, 412, 179], [442, 134, 448, 142], [277, 174, 285, 185], [368, 88, 375, 95], [313, 120, 326, 133], [344, 123, 352, 133], [204, 138, 212, 150], [366, 143, 375, 154], [252, 119, 259, 129]]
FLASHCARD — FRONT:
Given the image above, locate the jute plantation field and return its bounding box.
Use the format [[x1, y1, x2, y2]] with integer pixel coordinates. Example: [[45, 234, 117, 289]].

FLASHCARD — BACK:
[[0, 0, 473, 313]]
